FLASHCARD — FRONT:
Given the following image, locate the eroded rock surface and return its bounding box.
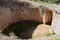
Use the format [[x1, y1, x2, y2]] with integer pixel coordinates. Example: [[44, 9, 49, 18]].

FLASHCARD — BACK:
[[0, 0, 42, 30], [0, 0, 56, 39]]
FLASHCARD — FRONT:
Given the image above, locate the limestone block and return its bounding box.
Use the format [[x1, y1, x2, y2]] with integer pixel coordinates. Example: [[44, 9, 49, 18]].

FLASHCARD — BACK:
[[52, 11, 60, 34], [32, 24, 54, 39]]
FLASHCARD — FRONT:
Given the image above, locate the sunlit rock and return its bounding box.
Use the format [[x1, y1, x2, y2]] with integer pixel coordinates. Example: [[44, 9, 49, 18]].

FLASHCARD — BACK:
[[32, 24, 55, 39]]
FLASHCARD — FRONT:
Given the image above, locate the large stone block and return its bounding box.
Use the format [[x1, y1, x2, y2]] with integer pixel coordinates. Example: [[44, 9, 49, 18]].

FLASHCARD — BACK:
[[32, 24, 55, 39], [52, 11, 60, 34]]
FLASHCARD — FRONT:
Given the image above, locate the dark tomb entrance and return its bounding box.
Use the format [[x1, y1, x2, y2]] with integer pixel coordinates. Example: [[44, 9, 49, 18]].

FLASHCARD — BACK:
[[2, 20, 41, 39]]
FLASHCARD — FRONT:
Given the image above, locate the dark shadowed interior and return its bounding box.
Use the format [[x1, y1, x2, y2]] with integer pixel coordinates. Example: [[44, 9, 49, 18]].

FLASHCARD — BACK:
[[1, 20, 41, 39], [1, 13, 53, 39], [45, 18, 52, 25]]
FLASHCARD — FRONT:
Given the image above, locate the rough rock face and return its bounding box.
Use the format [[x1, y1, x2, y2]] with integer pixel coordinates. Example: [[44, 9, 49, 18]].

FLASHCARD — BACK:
[[0, 0, 54, 39], [0, 0, 53, 30], [52, 11, 60, 34], [32, 24, 55, 39], [0, 0, 42, 30], [39, 5, 53, 25], [45, 8, 53, 25]]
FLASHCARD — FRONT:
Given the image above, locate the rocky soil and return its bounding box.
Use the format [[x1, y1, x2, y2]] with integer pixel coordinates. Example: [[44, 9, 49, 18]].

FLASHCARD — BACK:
[[0, 31, 60, 40]]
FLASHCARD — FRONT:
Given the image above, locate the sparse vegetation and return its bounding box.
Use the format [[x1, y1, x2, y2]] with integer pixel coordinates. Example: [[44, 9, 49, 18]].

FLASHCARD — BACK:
[[47, 33, 52, 36], [55, 38, 60, 40], [30, 0, 60, 4]]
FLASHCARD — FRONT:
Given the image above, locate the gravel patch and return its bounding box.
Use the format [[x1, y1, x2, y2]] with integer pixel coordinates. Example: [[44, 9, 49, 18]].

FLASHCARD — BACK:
[[0, 31, 60, 40]]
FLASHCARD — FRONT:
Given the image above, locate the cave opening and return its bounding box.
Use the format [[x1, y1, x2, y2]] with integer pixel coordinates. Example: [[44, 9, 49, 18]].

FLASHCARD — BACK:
[[1, 20, 41, 39]]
